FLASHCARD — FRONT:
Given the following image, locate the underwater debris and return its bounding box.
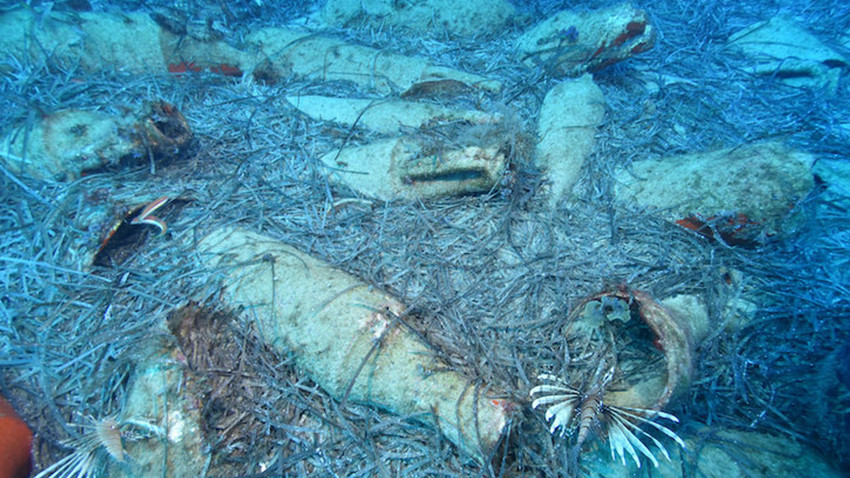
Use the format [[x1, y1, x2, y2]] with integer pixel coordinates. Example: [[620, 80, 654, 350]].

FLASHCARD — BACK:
[[285, 95, 501, 135], [567, 287, 693, 411], [728, 15, 848, 95], [197, 228, 512, 461], [0, 101, 192, 181], [516, 3, 656, 77], [244, 27, 501, 93], [400, 79, 475, 100], [535, 74, 605, 207], [526, 287, 693, 467], [614, 141, 814, 244], [0, 8, 263, 80], [530, 373, 686, 468], [320, 135, 508, 201]]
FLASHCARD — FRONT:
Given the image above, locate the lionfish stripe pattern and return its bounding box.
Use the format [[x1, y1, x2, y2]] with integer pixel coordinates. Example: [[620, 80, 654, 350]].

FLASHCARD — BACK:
[[530, 374, 685, 468], [34, 417, 164, 478]]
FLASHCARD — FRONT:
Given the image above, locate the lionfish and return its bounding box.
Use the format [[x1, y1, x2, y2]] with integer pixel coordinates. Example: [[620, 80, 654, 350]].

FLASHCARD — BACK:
[[530, 373, 686, 468], [34, 417, 163, 478]]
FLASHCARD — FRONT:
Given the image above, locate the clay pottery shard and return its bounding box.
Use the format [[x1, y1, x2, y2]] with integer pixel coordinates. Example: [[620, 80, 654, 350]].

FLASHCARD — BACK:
[[285, 95, 501, 135], [565, 286, 692, 412], [196, 228, 512, 461], [321, 136, 507, 201], [614, 141, 815, 244], [517, 3, 656, 77], [0, 101, 192, 181], [137, 101, 193, 158], [400, 79, 475, 100], [245, 27, 501, 94], [535, 74, 605, 205]]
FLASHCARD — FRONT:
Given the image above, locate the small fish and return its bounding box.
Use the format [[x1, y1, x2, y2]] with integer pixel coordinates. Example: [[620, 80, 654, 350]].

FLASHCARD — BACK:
[[130, 196, 170, 234]]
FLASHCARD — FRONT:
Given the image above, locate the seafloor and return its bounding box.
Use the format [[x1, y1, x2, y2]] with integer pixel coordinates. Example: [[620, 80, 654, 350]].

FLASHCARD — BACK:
[[1, 0, 849, 477]]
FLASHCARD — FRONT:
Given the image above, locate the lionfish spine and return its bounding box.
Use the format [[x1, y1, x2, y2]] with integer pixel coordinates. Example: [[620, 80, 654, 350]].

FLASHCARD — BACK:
[[95, 418, 125, 463], [530, 373, 686, 468]]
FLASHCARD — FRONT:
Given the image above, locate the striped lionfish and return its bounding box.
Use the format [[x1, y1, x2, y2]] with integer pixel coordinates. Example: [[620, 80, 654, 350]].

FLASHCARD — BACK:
[[530, 372, 686, 468]]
